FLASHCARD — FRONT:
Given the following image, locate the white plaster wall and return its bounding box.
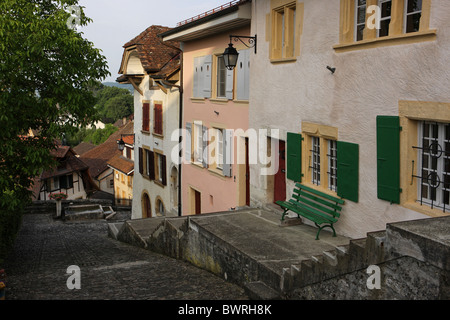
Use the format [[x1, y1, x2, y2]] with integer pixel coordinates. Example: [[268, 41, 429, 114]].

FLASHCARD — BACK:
[[250, 0, 450, 238], [131, 74, 180, 219]]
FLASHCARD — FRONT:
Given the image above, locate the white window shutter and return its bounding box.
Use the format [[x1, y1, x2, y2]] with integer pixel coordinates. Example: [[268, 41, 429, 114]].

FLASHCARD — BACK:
[[193, 57, 200, 98], [225, 68, 234, 100], [222, 129, 233, 177], [236, 49, 250, 100], [203, 55, 212, 98], [185, 122, 192, 163], [202, 125, 209, 168]]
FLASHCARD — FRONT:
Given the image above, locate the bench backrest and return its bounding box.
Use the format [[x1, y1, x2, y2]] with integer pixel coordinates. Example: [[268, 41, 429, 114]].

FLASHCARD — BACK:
[[291, 183, 344, 220]]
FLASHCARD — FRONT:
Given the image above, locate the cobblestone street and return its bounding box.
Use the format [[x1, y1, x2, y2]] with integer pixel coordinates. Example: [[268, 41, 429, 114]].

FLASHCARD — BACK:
[[2, 213, 249, 300]]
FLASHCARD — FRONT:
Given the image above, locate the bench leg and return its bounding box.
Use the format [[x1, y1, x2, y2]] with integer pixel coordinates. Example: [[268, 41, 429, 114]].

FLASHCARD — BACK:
[[281, 209, 289, 221], [314, 223, 336, 240]]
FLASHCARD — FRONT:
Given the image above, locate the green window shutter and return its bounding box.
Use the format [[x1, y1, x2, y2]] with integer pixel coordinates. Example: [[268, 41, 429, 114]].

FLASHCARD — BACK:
[[376, 115, 401, 204], [286, 132, 302, 182], [337, 141, 359, 202]]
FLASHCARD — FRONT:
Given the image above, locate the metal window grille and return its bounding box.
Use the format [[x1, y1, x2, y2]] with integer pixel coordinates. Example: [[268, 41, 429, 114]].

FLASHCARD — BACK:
[[310, 136, 321, 185], [327, 140, 338, 191], [412, 121, 450, 213]]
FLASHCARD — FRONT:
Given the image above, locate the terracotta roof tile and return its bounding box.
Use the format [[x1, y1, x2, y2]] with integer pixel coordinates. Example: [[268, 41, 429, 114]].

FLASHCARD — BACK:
[[121, 25, 180, 74], [80, 121, 134, 179], [107, 154, 134, 175]]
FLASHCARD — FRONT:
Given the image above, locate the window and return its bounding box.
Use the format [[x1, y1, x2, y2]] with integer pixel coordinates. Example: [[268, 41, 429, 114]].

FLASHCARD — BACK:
[[271, 2, 297, 60], [155, 152, 167, 186], [415, 122, 450, 212], [328, 140, 338, 191], [310, 136, 321, 185], [337, 0, 434, 51], [404, 0, 422, 33], [355, 0, 367, 41], [142, 102, 150, 132], [377, 106, 450, 217], [192, 52, 249, 101], [216, 56, 227, 98], [154, 103, 163, 135], [378, 0, 392, 37], [287, 123, 359, 202]]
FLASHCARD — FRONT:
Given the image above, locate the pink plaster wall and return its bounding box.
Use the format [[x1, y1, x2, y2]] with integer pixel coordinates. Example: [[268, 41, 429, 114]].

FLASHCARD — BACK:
[[182, 26, 250, 215]]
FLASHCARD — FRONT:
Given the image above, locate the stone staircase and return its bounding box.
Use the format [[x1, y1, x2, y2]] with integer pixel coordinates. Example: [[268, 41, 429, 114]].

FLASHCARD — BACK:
[[108, 213, 450, 300]]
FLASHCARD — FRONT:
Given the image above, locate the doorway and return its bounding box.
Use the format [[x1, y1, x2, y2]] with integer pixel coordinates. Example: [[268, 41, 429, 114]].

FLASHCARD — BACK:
[[190, 187, 201, 215], [142, 193, 151, 218], [273, 140, 286, 203], [245, 137, 250, 206]]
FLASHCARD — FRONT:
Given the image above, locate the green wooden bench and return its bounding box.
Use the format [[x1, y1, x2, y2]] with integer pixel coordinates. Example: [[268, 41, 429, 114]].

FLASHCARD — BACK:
[[276, 183, 345, 240]]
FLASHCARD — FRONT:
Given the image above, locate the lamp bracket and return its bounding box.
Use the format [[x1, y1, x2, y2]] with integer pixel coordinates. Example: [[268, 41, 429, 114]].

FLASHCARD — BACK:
[[229, 35, 257, 54]]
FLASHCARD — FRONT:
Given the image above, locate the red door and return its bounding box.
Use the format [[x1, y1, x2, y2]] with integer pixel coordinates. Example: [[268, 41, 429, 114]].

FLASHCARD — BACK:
[[274, 140, 286, 203], [194, 190, 201, 214]]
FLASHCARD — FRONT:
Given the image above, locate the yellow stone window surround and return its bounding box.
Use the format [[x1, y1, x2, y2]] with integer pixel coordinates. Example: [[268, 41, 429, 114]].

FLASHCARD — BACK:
[[399, 100, 450, 218], [267, 0, 304, 63], [335, 0, 436, 52]]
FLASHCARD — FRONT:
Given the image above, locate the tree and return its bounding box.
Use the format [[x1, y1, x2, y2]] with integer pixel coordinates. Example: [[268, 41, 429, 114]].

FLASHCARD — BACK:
[[94, 85, 133, 123], [0, 0, 109, 260]]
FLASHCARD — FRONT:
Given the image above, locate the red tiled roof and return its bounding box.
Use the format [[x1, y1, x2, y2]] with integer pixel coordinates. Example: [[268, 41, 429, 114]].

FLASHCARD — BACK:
[[40, 146, 89, 180], [121, 135, 134, 145], [107, 154, 134, 176], [120, 25, 180, 74], [80, 121, 134, 179]]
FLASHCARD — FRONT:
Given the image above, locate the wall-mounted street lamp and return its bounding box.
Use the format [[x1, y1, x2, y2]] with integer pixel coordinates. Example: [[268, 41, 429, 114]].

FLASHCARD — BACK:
[[223, 34, 257, 70], [117, 134, 135, 151]]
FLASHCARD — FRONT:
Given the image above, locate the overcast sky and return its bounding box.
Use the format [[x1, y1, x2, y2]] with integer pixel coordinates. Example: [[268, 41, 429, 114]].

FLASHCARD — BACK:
[[78, 0, 230, 82]]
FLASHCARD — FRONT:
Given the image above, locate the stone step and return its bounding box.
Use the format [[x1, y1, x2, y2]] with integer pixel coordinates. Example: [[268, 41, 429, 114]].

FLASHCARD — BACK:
[[243, 281, 281, 300]]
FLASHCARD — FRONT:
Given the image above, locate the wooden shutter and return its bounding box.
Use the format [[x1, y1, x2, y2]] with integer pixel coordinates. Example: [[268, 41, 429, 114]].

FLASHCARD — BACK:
[[154, 103, 163, 135], [202, 125, 209, 168], [193, 57, 200, 97], [139, 147, 143, 174], [222, 129, 233, 177], [142, 102, 150, 132], [337, 141, 359, 202], [203, 55, 212, 98], [185, 123, 192, 163], [286, 132, 302, 182], [236, 49, 250, 101], [225, 68, 234, 100], [376, 115, 401, 204], [161, 154, 167, 186], [148, 150, 155, 180]]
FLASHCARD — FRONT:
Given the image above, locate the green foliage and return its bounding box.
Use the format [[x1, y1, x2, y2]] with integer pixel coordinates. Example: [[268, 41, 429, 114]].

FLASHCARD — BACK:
[[83, 123, 118, 145], [94, 85, 133, 123], [0, 0, 110, 258]]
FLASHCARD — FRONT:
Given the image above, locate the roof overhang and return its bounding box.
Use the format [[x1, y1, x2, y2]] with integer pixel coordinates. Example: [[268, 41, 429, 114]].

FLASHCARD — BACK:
[[160, 2, 251, 42]]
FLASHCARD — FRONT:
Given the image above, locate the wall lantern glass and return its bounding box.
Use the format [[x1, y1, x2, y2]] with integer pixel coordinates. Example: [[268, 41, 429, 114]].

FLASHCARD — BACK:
[[223, 34, 257, 70]]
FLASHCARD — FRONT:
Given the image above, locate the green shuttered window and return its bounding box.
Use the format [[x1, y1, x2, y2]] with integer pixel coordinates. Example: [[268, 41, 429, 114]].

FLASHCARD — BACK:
[[376, 116, 401, 204], [286, 131, 359, 202], [287, 132, 303, 182], [337, 141, 359, 203]]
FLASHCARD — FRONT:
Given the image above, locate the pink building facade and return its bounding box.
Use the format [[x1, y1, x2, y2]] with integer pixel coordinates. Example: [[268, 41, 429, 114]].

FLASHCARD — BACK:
[[161, 1, 252, 215]]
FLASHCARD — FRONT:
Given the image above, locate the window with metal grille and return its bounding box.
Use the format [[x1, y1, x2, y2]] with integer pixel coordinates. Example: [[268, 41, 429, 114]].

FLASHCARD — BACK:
[[413, 121, 450, 212], [310, 136, 321, 185], [328, 140, 338, 191]]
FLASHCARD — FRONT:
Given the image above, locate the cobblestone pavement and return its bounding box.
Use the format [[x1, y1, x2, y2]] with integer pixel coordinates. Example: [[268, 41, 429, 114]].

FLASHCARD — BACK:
[[2, 213, 249, 300]]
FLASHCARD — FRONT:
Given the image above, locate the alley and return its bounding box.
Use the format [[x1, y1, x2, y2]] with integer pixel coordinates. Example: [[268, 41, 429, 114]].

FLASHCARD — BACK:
[[2, 213, 248, 300]]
